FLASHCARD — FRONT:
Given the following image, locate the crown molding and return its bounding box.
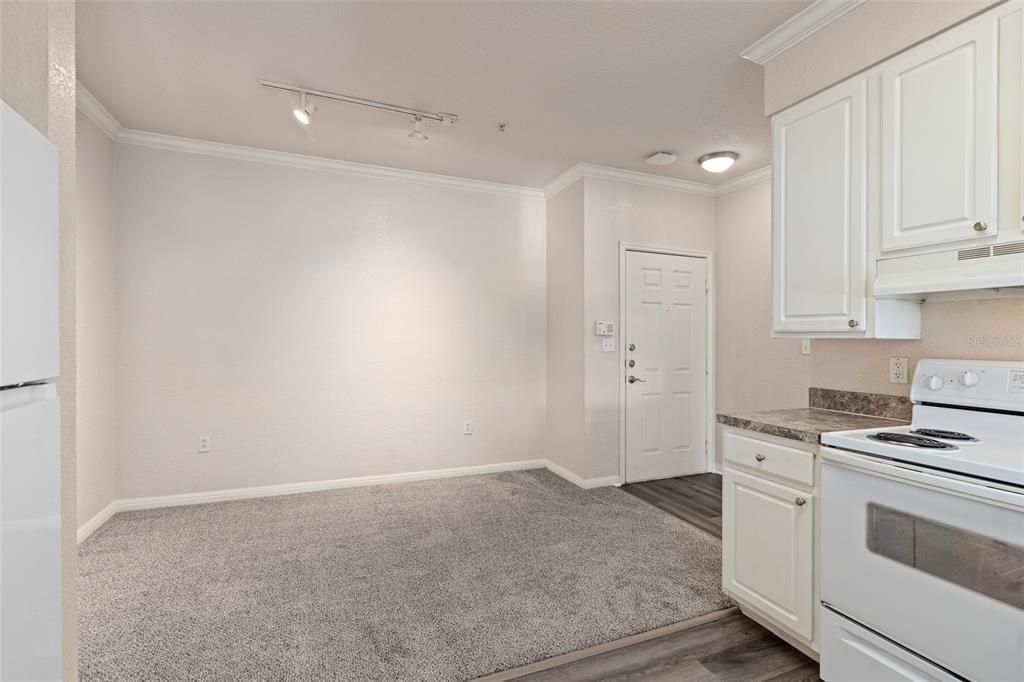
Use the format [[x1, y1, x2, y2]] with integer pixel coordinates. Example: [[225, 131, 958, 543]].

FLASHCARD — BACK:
[[76, 83, 543, 199], [76, 82, 765, 203], [714, 165, 772, 196], [115, 129, 544, 199], [76, 80, 122, 140], [741, 0, 865, 65], [543, 162, 772, 199], [543, 163, 719, 199]]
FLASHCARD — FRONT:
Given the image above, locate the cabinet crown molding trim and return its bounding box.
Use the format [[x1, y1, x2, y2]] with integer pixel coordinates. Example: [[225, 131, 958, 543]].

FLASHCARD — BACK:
[[741, 0, 866, 65], [75, 82, 544, 199]]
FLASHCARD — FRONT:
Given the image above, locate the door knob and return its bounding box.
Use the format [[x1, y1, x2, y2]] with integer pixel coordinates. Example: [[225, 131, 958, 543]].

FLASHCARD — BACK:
[[973, 221, 988, 232], [627, 376, 646, 384]]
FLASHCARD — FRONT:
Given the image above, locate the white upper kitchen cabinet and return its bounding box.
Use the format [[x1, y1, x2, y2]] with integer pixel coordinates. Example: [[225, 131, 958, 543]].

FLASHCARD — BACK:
[[772, 77, 867, 335], [880, 14, 999, 252]]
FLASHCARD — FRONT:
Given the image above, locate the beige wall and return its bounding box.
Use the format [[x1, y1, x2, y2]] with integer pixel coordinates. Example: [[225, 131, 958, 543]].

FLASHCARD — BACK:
[[814, 299, 1024, 395], [715, 179, 808, 414], [544, 181, 586, 478], [76, 110, 117, 525], [115, 144, 546, 499], [582, 178, 717, 479], [763, 0, 995, 114], [0, 1, 77, 678]]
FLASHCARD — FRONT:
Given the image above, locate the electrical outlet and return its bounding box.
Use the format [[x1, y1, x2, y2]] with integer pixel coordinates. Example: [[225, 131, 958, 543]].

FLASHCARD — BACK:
[[463, 419, 473, 435], [198, 436, 211, 453], [801, 338, 811, 356], [602, 337, 615, 352], [889, 357, 909, 384]]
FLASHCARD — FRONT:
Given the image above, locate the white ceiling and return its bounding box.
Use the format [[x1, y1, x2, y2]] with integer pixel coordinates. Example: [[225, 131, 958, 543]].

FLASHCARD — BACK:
[[77, 0, 808, 188]]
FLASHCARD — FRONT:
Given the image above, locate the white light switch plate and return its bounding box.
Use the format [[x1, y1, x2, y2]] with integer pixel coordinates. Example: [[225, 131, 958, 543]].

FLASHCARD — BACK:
[[801, 339, 811, 355]]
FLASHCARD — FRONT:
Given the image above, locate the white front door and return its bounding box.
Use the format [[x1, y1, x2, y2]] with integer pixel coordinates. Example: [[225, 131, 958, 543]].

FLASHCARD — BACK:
[[624, 250, 707, 483]]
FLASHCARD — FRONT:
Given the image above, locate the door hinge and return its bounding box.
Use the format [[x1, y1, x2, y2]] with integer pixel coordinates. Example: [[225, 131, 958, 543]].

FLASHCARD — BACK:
[[704, 439, 708, 454]]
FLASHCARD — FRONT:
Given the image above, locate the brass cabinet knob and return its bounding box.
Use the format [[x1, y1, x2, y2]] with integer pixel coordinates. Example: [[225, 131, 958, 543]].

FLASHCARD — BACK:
[[848, 319, 859, 328], [795, 497, 807, 507], [973, 221, 988, 232], [755, 453, 766, 462]]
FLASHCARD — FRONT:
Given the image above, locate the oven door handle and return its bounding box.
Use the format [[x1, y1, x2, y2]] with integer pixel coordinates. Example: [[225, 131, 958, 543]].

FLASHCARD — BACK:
[[820, 446, 1023, 511]]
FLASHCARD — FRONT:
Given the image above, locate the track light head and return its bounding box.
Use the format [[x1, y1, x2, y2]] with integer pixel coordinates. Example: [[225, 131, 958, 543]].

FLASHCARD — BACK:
[[408, 116, 428, 142], [293, 92, 313, 125]]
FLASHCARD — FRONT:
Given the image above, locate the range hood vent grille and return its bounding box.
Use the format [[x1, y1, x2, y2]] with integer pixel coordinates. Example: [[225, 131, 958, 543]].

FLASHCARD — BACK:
[[993, 241, 1024, 256], [957, 246, 991, 260]]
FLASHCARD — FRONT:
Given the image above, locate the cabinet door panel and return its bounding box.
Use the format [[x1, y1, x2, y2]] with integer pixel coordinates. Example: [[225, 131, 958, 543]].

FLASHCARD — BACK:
[[723, 467, 814, 640], [773, 77, 867, 333], [881, 16, 998, 250]]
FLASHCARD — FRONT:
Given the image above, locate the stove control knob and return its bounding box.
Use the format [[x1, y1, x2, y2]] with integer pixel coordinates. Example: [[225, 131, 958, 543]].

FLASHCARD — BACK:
[[959, 370, 979, 387], [926, 375, 944, 390]]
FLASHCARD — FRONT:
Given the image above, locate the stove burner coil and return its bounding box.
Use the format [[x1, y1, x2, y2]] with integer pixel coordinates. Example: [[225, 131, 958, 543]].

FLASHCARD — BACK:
[[910, 428, 979, 442], [867, 433, 959, 449]]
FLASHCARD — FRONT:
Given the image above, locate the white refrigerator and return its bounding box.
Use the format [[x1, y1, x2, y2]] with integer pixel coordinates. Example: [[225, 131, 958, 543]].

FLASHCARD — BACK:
[[0, 100, 62, 679]]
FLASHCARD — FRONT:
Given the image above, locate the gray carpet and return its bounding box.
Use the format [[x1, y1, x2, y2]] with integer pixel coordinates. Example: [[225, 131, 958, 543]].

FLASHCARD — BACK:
[[79, 469, 729, 681]]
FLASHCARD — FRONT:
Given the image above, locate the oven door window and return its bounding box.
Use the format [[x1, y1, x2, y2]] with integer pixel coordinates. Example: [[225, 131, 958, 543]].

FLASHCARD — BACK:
[[867, 503, 1024, 609]]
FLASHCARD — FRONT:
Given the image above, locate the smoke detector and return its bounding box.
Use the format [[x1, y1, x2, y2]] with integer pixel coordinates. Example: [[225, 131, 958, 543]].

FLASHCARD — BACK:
[[645, 151, 677, 166]]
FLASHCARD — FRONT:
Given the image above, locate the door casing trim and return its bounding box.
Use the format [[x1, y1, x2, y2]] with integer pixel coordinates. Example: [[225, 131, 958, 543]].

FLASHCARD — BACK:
[[618, 242, 716, 484]]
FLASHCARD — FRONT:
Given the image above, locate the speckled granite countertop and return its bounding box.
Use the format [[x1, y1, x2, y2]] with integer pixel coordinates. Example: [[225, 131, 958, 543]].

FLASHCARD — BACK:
[[716, 408, 909, 444]]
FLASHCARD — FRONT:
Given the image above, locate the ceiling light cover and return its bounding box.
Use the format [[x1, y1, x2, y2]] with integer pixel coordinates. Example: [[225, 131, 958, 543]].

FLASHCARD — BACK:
[[645, 151, 677, 166], [293, 92, 312, 125], [698, 151, 738, 173]]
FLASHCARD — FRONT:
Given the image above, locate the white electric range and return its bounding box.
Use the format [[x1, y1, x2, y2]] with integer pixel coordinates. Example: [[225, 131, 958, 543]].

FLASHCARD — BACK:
[[819, 358, 1023, 682]]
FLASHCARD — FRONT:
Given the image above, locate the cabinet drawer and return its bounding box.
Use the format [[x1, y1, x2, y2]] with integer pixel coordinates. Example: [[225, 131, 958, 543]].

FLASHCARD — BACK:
[[723, 430, 814, 486]]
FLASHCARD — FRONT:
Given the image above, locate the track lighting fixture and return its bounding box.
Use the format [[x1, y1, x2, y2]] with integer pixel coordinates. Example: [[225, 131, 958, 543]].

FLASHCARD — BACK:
[[262, 80, 459, 141], [408, 116, 428, 142], [293, 92, 313, 125]]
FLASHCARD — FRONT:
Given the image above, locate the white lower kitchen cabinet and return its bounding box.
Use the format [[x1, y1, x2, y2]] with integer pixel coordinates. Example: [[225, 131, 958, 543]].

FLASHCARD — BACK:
[[721, 427, 820, 657]]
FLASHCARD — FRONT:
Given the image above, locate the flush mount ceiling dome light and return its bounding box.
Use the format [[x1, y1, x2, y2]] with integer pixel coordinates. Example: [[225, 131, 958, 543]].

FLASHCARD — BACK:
[[262, 79, 459, 142], [293, 92, 314, 125], [698, 151, 738, 173], [645, 151, 678, 166]]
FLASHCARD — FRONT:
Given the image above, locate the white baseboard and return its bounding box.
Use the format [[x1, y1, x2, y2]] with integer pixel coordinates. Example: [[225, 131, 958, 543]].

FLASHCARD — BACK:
[[77, 458, 621, 539], [77, 501, 118, 544], [117, 459, 548, 512], [544, 461, 622, 489]]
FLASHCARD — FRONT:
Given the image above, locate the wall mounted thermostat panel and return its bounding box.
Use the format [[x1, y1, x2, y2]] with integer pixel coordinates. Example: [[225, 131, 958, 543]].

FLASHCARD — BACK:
[[594, 321, 616, 337]]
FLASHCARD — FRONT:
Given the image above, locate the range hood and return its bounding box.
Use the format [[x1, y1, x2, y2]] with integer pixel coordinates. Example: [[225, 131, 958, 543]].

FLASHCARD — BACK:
[[874, 240, 1024, 299]]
